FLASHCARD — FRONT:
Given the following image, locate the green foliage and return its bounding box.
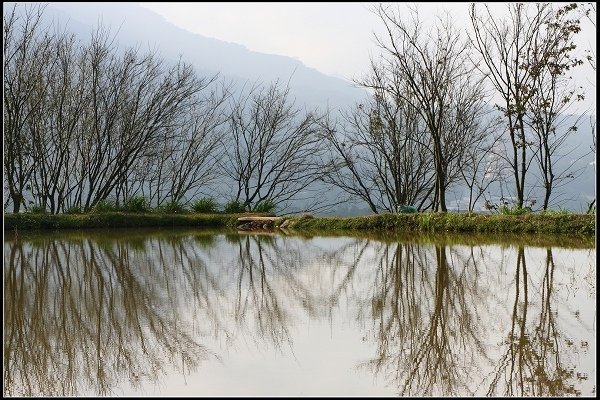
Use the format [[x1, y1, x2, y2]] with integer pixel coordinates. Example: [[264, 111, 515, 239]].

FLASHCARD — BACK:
[[254, 199, 276, 213], [64, 205, 83, 214], [4, 212, 239, 230], [223, 233, 242, 244], [123, 196, 150, 213], [27, 205, 47, 214], [397, 205, 418, 213], [192, 197, 219, 213], [91, 199, 117, 213], [161, 199, 187, 214], [193, 234, 217, 248], [224, 199, 246, 213], [419, 212, 434, 230], [499, 206, 532, 215], [540, 207, 573, 215], [3, 212, 595, 236], [286, 212, 594, 236]]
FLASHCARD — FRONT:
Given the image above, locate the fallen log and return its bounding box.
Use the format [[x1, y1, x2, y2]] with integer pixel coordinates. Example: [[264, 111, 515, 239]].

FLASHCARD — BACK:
[[236, 216, 281, 231]]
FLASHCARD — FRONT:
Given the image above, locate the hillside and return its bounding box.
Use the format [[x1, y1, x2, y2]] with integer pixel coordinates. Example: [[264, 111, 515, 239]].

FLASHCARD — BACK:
[[39, 2, 367, 111]]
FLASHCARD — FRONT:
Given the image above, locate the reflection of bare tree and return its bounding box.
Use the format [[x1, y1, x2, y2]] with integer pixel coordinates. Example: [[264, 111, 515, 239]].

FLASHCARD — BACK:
[[487, 247, 585, 396], [355, 242, 490, 396], [5, 230, 593, 396], [399, 246, 462, 394], [225, 234, 317, 351], [3, 235, 213, 397], [317, 237, 490, 395]]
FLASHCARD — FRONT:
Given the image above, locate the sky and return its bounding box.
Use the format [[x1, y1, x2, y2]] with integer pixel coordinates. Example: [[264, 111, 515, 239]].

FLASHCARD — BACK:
[[139, 2, 383, 81], [139, 2, 597, 115]]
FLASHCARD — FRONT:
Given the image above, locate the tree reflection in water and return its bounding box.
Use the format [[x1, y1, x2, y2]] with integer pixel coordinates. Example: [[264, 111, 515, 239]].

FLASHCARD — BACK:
[[345, 240, 490, 396], [3, 231, 594, 396], [344, 239, 592, 396], [487, 247, 587, 396], [3, 234, 214, 396], [3, 231, 320, 396], [225, 233, 317, 352]]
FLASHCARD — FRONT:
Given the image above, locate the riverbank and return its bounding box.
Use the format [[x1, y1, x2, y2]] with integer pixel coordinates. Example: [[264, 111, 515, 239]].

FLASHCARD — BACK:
[[3, 212, 239, 230], [280, 212, 595, 236], [4, 211, 596, 235]]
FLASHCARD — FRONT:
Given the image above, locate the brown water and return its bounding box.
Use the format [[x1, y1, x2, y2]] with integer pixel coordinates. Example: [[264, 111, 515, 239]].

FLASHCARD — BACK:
[[3, 228, 596, 396]]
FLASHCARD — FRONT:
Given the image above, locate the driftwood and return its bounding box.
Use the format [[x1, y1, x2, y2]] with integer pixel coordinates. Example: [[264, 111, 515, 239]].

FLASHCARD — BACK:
[[236, 216, 281, 231]]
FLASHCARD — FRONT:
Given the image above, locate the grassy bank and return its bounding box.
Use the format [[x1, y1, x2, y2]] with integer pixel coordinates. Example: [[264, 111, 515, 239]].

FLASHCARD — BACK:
[[281, 212, 596, 236], [4, 211, 596, 236], [4, 212, 239, 230]]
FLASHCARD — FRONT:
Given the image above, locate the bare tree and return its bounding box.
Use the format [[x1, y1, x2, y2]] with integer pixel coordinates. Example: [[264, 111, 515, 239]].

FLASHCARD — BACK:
[[4, 3, 231, 214], [460, 119, 504, 213], [469, 3, 544, 209], [372, 4, 487, 212], [3, 234, 213, 396], [141, 81, 228, 206], [582, 2, 596, 213], [83, 34, 206, 210], [220, 80, 327, 212], [470, 3, 587, 210], [487, 247, 585, 396], [526, 4, 589, 210], [3, 4, 53, 212], [28, 28, 88, 213], [582, 2, 596, 71], [320, 60, 435, 213]]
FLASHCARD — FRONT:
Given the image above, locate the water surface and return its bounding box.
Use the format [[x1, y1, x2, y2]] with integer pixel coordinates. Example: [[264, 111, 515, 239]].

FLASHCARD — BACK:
[[3, 228, 596, 396]]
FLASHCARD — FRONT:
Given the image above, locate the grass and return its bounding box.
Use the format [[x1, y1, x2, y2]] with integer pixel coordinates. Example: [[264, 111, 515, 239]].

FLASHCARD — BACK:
[[159, 199, 187, 214], [254, 199, 276, 213], [90, 199, 117, 213], [4, 210, 595, 236], [279, 212, 595, 236], [122, 196, 150, 213], [192, 197, 219, 213], [224, 199, 246, 213], [4, 212, 239, 230]]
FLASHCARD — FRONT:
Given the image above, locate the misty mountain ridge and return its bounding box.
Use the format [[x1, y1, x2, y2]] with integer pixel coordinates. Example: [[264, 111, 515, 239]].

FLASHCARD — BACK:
[[28, 2, 366, 111]]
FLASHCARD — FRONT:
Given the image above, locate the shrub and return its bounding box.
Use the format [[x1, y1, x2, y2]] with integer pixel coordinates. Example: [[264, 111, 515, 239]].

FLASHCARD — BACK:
[[91, 199, 117, 213], [192, 197, 219, 213], [397, 205, 418, 213], [64, 205, 83, 214], [27, 205, 47, 214], [419, 212, 434, 230], [161, 199, 187, 213], [499, 206, 532, 215], [541, 207, 572, 215], [254, 199, 276, 213], [224, 199, 247, 213], [123, 196, 150, 213]]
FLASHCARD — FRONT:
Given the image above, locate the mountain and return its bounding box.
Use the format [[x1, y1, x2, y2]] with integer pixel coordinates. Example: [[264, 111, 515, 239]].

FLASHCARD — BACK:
[[30, 2, 367, 111]]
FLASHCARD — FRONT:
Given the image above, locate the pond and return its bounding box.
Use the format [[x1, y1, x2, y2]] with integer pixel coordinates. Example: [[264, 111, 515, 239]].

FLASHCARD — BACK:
[[3, 228, 596, 396]]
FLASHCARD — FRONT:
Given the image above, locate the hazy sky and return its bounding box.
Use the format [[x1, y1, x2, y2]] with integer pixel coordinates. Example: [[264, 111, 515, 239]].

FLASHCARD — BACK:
[[139, 2, 509, 80], [139, 3, 596, 73]]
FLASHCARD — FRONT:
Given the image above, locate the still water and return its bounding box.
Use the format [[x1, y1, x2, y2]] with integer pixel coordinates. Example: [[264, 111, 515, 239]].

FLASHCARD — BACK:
[[3, 228, 596, 397]]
